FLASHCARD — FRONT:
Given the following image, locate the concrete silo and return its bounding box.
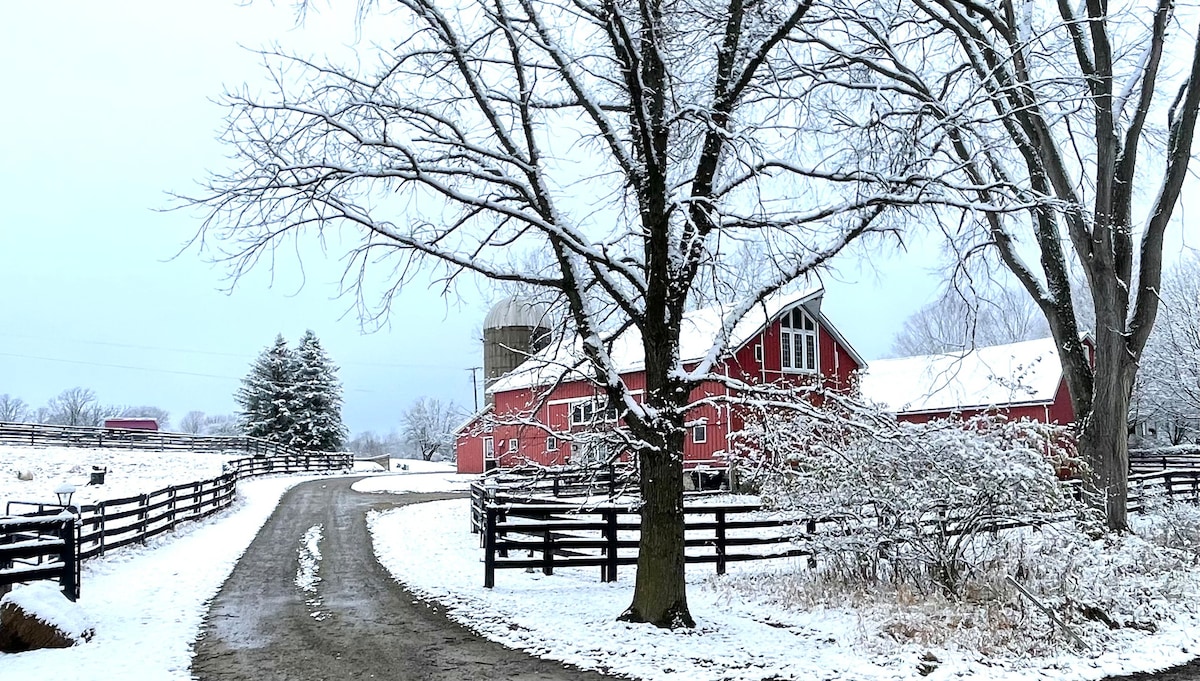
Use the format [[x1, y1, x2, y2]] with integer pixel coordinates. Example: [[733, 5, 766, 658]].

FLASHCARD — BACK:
[[483, 297, 552, 400]]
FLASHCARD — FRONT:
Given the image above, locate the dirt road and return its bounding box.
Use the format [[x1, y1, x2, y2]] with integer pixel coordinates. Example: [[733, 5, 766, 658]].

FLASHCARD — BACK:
[[191, 476, 617, 680]]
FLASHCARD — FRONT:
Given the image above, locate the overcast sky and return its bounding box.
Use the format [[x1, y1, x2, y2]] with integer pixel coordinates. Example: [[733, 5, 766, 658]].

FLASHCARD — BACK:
[[7, 1, 1185, 437]]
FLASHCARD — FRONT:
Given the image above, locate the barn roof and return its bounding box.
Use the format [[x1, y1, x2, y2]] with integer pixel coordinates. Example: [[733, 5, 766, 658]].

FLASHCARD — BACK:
[[487, 286, 864, 394], [859, 336, 1066, 415]]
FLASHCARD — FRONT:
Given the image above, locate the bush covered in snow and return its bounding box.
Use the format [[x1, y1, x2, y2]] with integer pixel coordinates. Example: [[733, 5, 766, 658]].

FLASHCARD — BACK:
[[734, 407, 1079, 597]]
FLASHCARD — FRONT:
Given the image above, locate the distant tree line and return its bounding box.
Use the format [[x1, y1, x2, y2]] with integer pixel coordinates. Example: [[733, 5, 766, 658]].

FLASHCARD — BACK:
[[0, 387, 200, 430]]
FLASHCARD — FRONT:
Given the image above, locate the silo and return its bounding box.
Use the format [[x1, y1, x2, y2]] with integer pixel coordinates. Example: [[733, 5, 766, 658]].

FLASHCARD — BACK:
[[483, 297, 552, 399]]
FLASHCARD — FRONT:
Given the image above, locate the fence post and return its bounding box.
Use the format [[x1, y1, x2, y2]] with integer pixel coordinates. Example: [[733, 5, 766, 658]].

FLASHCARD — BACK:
[[543, 529, 554, 576], [604, 508, 618, 582], [168, 488, 177, 529], [97, 501, 107, 557], [715, 510, 727, 575], [484, 507, 497, 588], [806, 519, 817, 569], [139, 494, 149, 540]]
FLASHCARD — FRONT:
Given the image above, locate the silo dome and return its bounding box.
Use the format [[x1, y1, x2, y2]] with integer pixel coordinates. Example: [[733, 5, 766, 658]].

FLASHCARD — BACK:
[[483, 297, 553, 399], [484, 297, 551, 330]]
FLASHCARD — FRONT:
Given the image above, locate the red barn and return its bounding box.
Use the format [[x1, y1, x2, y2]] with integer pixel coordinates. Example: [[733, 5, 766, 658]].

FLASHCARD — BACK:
[[455, 287, 865, 474], [858, 336, 1091, 425]]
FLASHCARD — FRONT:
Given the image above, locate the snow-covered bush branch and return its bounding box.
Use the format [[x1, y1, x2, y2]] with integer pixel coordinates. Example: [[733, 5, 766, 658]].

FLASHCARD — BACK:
[[734, 401, 1079, 596]]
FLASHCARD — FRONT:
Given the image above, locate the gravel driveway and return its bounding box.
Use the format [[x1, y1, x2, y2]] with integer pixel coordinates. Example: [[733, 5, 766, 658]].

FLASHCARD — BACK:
[[190, 476, 618, 680]]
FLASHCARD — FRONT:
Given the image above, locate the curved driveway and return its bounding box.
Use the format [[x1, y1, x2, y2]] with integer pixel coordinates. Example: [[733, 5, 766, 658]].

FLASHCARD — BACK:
[[191, 476, 618, 680]]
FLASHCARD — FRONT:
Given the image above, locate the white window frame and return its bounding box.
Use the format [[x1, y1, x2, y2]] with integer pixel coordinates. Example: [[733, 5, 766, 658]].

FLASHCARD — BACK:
[[569, 399, 619, 426], [754, 344, 763, 363], [508, 438, 518, 452], [546, 435, 558, 452], [692, 421, 708, 444], [483, 436, 495, 459], [780, 308, 818, 374]]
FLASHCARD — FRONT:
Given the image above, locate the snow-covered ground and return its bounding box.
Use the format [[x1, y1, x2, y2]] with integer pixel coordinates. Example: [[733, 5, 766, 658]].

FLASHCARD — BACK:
[[1, 473, 328, 680], [0, 445, 239, 510], [369, 495, 1200, 681], [9, 448, 1200, 681], [350, 459, 474, 493]]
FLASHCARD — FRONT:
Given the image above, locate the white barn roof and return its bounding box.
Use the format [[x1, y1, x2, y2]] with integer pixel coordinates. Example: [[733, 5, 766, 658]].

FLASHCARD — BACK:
[[859, 337, 1066, 415], [488, 286, 861, 394]]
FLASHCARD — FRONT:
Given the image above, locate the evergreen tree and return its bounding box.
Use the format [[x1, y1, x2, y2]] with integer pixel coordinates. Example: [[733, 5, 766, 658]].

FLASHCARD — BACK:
[[236, 334, 297, 443], [291, 330, 347, 451]]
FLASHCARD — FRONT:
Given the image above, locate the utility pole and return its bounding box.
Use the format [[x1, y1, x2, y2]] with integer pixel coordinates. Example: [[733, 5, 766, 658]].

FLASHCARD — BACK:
[[467, 366, 481, 412]]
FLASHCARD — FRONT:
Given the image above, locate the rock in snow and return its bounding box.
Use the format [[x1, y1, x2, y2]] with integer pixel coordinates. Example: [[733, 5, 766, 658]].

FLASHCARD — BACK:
[[0, 583, 94, 653]]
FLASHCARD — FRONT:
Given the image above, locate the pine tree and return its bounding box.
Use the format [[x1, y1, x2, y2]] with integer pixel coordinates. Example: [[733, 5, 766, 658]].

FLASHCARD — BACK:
[[236, 334, 297, 443], [291, 330, 347, 451]]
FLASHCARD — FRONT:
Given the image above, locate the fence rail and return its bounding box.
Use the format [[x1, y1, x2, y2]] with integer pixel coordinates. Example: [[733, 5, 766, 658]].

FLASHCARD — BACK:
[[478, 468, 1200, 587], [0, 420, 309, 457], [1130, 447, 1200, 475], [0, 445, 352, 600]]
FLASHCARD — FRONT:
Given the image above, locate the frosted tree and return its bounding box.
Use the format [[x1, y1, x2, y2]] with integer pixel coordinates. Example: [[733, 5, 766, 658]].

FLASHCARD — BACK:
[[0, 394, 29, 423], [806, 0, 1200, 530], [191, 0, 915, 628], [891, 285, 1048, 358], [42, 387, 117, 426], [401, 398, 462, 461], [179, 410, 207, 434], [291, 330, 348, 451], [236, 335, 297, 443], [1132, 256, 1200, 444]]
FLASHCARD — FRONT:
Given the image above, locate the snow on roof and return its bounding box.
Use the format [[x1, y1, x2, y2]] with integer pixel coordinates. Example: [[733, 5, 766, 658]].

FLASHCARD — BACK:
[[487, 286, 860, 394], [859, 337, 1065, 415]]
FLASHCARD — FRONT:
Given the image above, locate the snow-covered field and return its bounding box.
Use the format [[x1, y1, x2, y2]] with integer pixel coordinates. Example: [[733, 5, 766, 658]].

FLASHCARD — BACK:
[[350, 459, 473, 493], [0, 445, 239, 510]]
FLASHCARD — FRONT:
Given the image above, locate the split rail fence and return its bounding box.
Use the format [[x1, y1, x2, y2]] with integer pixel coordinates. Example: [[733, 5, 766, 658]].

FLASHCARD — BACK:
[[473, 468, 1200, 587], [0, 423, 351, 600]]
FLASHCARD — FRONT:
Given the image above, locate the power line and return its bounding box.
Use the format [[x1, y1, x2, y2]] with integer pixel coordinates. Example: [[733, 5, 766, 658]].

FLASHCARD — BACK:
[[0, 351, 240, 381], [0, 331, 470, 371]]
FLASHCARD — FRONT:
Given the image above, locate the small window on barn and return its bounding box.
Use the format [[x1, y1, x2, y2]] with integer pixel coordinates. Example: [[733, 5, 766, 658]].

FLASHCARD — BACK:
[[483, 437, 495, 459], [780, 308, 818, 374], [508, 438, 518, 452], [754, 344, 763, 363], [546, 436, 558, 451], [570, 401, 595, 425], [692, 421, 708, 444]]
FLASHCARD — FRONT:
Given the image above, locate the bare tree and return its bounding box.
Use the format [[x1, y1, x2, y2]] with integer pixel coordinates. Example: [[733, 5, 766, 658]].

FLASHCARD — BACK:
[[44, 387, 104, 426], [203, 413, 242, 437], [806, 1, 1200, 530], [890, 285, 1049, 357], [0, 394, 29, 423], [1132, 255, 1200, 445], [179, 410, 208, 434], [401, 398, 462, 461], [191, 0, 900, 626]]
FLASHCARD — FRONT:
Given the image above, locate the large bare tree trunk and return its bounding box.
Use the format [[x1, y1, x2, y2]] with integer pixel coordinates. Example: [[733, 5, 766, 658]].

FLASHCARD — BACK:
[[1078, 323, 1138, 530], [622, 431, 692, 628]]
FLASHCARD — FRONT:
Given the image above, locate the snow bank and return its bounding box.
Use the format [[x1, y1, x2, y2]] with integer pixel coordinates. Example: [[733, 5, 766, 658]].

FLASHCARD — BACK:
[[1, 583, 95, 643], [351, 462, 473, 494]]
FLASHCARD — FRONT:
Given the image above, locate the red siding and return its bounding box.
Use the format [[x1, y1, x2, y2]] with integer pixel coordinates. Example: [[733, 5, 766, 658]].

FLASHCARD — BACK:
[[456, 306, 864, 472], [895, 378, 1075, 426]]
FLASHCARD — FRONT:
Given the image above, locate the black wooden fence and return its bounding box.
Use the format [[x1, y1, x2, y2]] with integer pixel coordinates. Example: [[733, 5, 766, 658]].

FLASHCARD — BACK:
[[0, 448, 351, 600], [477, 468, 1200, 587], [0, 513, 78, 600]]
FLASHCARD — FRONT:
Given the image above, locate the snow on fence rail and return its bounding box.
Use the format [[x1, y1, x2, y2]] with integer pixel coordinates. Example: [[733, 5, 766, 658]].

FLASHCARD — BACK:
[[1130, 447, 1200, 474], [0, 420, 302, 457], [475, 469, 1200, 587], [0, 513, 78, 600], [0, 450, 352, 600]]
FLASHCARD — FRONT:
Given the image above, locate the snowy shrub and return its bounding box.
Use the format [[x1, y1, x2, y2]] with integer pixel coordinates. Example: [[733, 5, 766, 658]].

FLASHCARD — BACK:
[[733, 405, 1078, 597], [1136, 489, 1200, 561]]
